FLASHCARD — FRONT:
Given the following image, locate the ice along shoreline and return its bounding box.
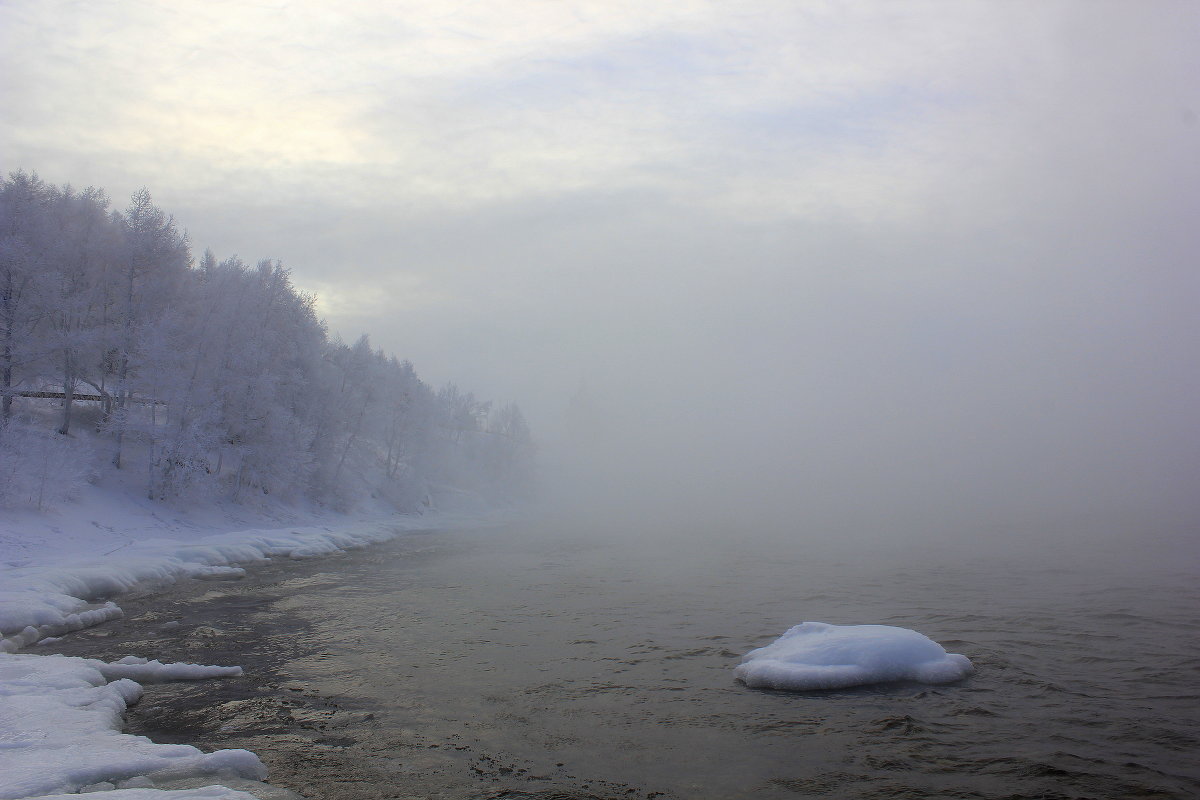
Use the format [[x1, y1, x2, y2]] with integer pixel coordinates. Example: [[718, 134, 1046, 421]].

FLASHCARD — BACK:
[[0, 510, 498, 800]]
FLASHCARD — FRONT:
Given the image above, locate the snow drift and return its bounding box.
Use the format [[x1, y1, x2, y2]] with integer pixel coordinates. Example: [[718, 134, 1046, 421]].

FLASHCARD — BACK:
[[0, 653, 263, 799], [0, 519, 428, 653], [735, 622, 973, 691]]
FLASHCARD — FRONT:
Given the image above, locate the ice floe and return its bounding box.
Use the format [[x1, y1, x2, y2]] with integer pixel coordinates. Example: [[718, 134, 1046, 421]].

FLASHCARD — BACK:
[[735, 621, 973, 691]]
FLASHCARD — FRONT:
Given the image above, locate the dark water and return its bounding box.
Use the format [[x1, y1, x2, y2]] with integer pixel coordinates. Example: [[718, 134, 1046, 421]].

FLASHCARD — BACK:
[[52, 524, 1200, 799]]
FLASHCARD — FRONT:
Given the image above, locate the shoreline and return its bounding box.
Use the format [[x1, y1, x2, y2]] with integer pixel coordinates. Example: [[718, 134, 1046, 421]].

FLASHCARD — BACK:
[[47, 529, 672, 800], [0, 510, 501, 800], [39, 546, 350, 799], [34, 540, 424, 800]]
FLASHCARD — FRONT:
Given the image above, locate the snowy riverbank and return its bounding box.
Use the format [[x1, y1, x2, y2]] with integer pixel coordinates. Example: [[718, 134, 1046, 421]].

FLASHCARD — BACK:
[[0, 485, 498, 799]]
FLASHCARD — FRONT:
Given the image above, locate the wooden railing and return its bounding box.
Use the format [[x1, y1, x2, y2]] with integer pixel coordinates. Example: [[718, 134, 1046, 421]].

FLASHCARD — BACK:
[[0, 390, 162, 405]]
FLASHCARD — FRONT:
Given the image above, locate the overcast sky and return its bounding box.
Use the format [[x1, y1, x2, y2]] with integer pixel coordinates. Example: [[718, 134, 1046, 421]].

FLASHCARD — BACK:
[[2, 1, 1197, 543]]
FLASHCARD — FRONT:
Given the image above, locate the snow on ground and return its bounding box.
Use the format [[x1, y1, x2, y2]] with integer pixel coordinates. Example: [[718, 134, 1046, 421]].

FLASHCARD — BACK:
[[17, 791, 261, 800], [0, 470, 392, 570], [0, 653, 264, 799], [0, 517, 431, 652], [0, 482, 498, 800], [735, 621, 973, 691]]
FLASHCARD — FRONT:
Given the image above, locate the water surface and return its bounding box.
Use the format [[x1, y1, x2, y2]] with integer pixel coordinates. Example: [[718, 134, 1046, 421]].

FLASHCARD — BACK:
[[53, 523, 1200, 799]]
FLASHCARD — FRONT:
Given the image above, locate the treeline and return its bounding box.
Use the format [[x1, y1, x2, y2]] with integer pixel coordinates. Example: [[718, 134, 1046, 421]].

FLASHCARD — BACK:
[[0, 171, 533, 511]]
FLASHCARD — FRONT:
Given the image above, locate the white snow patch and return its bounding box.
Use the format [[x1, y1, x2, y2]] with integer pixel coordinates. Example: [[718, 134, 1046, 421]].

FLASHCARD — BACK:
[[0, 653, 263, 799], [24, 788, 260, 799], [734, 622, 973, 691], [0, 515, 484, 652], [98, 656, 243, 682]]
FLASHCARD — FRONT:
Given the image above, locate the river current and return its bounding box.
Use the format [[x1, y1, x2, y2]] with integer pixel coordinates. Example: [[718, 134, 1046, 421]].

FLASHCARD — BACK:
[[51, 522, 1200, 799]]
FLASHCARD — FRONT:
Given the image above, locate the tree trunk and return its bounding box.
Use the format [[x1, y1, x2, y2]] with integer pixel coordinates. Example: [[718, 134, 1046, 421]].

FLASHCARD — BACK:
[[1, 277, 14, 421], [112, 265, 136, 469], [58, 356, 75, 435]]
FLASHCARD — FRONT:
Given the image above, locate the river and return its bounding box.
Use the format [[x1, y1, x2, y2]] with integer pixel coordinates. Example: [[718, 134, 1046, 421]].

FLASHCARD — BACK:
[[47, 522, 1200, 799]]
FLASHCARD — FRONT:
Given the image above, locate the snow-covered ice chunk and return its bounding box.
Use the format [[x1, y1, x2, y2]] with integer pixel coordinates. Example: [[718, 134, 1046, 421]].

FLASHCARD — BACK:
[[0, 602, 123, 653], [99, 656, 243, 682], [734, 622, 973, 691]]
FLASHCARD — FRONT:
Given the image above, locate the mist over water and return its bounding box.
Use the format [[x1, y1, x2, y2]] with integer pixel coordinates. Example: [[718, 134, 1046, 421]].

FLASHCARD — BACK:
[[523, 209, 1199, 564], [537, 330, 1197, 565]]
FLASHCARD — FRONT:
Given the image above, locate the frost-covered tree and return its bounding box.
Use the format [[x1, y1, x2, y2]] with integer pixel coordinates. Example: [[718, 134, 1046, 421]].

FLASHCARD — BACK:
[[0, 172, 54, 419], [484, 401, 535, 498], [41, 186, 119, 435], [220, 260, 324, 502], [0, 173, 534, 512], [109, 188, 190, 468]]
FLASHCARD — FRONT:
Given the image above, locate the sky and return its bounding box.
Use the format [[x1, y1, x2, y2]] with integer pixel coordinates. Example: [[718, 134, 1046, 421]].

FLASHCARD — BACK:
[[2, 0, 1197, 544]]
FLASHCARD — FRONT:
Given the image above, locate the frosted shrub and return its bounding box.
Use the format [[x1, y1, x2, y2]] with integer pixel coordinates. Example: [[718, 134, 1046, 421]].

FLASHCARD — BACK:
[[0, 417, 95, 510], [148, 416, 218, 502], [231, 412, 316, 505]]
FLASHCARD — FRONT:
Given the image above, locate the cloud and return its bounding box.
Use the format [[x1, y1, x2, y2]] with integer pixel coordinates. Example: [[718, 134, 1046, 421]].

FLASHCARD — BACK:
[[2, 0, 1057, 220]]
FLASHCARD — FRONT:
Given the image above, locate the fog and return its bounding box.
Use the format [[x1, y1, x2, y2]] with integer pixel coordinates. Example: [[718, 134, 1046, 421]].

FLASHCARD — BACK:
[[533, 212, 1198, 561], [2, 1, 1196, 559]]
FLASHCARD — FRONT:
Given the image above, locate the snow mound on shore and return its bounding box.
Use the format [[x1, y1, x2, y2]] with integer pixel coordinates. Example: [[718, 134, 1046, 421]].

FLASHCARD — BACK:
[[26, 789, 260, 800], [0, 520, 410, 653], [0, 653, 262, 799], [734, 622, 973, 691]]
